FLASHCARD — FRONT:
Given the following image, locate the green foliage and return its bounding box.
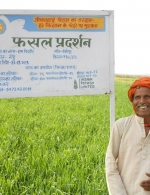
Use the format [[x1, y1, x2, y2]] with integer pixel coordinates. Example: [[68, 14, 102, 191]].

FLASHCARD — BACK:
[[0, 78, 134, 194]]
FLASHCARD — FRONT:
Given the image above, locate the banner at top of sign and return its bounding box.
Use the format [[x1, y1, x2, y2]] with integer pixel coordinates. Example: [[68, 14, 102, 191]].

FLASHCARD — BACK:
[[34, 17, 105, 30], [0, 15, 105, 33]]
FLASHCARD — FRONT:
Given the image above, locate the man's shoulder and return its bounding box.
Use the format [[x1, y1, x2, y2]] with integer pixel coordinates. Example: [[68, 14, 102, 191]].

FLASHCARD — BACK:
[[113, 115, 135, 137], [116, 115, 134, 123], [115, 115, 134, 129]]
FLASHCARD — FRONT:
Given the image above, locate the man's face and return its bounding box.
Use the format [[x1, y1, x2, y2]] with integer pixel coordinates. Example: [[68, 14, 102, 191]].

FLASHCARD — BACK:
[[132, 87, 150, 118]]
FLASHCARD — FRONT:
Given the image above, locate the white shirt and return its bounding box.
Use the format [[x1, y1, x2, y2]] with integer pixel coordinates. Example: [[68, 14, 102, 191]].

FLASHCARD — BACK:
[[105, 114, 150, 195]]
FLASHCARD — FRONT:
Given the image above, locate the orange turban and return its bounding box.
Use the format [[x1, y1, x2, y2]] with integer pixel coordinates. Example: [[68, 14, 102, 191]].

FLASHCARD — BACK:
[[128, 77, 150, 102]]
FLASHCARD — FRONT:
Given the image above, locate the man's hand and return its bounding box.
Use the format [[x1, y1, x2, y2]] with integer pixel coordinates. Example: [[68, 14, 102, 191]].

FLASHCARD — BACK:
[[140, 173, 150, 191]]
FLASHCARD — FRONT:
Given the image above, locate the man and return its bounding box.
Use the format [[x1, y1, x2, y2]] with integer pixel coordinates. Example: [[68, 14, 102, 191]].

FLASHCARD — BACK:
[[105, 77, 150, 195]]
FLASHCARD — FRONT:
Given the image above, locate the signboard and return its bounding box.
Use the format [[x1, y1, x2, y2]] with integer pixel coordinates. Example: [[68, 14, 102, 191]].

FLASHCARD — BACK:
[[0, 10, 114, 99]]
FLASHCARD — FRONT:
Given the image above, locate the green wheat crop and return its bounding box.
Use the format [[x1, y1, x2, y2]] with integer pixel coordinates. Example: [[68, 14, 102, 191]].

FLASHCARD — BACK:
[[0, 77, 138, 195]]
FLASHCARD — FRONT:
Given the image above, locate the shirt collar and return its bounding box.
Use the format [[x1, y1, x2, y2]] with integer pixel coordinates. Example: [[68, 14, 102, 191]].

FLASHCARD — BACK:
[[135, 114, 144, 124]]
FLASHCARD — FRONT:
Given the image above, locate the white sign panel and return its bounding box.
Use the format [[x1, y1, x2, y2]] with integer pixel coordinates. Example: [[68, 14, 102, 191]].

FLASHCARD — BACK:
[[0, 10, 114, 98]]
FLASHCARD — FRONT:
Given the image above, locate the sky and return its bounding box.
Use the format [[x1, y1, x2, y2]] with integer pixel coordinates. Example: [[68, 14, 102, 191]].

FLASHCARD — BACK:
[[1, 0, 150, 76]]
